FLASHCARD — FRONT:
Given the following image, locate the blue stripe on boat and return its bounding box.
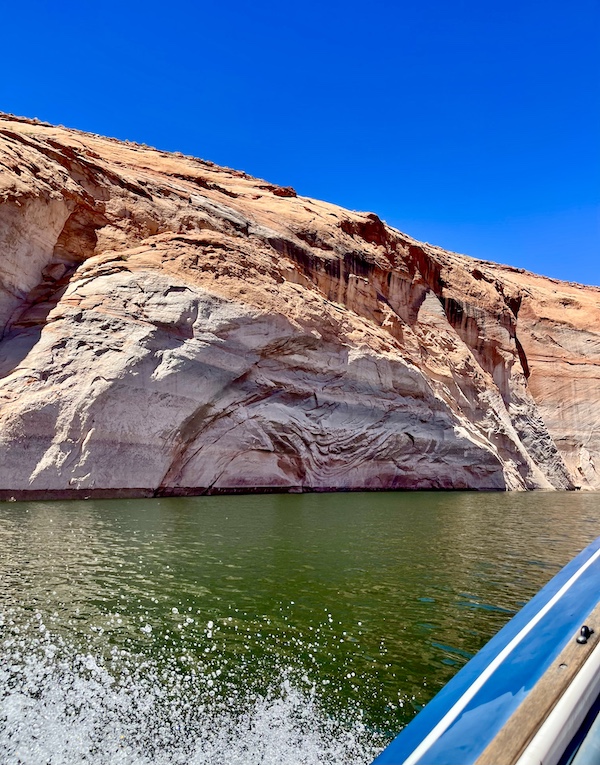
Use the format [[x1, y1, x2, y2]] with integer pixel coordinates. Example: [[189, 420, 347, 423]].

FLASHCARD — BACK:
[[372, 535, 600, 765]]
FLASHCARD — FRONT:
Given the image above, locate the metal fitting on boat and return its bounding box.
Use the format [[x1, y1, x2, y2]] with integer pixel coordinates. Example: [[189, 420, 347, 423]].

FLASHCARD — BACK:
[[576, 625, 594, 644]]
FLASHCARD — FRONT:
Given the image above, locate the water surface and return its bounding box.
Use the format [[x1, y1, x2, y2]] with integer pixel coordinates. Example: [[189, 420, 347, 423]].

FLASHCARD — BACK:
[[1, 491, 598, 763]]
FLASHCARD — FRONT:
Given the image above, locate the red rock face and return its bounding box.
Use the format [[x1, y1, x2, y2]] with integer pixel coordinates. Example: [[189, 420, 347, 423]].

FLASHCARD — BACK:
[[0, 113, 597, 497]]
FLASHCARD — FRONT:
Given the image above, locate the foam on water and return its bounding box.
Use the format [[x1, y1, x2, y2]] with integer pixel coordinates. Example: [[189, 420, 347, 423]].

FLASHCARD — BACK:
[[0, 610, 385, 764]]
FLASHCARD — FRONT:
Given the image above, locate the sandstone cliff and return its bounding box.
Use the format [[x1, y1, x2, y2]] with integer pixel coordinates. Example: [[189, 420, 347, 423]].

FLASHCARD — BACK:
[[0, 114, 598, 496]]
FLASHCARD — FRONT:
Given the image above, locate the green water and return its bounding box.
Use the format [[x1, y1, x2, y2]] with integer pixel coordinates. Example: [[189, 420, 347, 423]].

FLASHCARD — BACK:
[[1, 491, 598, 764]]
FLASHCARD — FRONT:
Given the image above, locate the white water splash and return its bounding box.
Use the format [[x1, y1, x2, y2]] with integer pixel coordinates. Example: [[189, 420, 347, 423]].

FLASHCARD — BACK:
[[0, 617, 383, 765]]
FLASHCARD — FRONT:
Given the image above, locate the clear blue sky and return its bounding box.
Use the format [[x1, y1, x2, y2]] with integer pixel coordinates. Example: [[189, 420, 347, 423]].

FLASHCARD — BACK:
[[2, 0, 598, 285]]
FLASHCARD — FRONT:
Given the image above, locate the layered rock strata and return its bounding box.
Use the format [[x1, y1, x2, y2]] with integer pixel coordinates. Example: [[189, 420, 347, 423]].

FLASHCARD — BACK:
[[0, 113, 598, 496]]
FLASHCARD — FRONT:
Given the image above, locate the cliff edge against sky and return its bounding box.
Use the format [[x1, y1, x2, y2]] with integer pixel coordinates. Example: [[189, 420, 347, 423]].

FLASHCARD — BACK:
[[0, 114, 598, 496]]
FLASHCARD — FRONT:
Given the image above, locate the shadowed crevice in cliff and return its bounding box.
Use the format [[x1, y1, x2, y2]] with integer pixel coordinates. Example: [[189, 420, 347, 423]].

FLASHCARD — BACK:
[[502, 291, 531, 380], [0, 280, 74, 380], [515, 337, 530, 379], [0, 202, 107, 379], [52, 204, 106, 263]]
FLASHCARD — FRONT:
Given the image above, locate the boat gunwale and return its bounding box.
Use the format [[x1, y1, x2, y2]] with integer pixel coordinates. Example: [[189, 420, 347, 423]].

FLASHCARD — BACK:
[[372, 536, 600, 765]]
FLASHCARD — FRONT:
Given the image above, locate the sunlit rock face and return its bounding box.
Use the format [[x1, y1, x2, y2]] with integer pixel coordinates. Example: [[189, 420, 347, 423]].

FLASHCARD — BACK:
[[0, 113, 598, 496]]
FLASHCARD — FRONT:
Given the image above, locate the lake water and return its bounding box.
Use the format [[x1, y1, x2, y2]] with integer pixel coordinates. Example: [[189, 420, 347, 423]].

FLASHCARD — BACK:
[[1, 491, 598, 764]]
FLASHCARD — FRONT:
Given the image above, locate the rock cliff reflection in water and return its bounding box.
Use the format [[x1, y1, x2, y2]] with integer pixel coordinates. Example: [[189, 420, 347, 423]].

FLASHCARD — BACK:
[[1, 491, 598, 763]]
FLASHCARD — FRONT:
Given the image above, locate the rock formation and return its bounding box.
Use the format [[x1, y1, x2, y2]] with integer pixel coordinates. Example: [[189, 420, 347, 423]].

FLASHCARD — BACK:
[[0, 113, 598, 497]]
